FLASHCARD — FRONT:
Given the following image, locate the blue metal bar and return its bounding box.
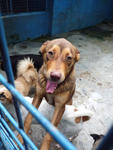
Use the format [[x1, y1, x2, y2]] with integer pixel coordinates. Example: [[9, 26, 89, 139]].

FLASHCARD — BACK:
[[0, 127, 14, 150], [0, 14, 28, 149], [0, 123, 18, 150], [0, 107, 5, 119], [0, 103, 38, 150], [0, 74, 77, 150], [0, 16, 14, 85], [0, 140, 5, 150], [0, 116, 24, 150], [96, 125, 113, 150], [9, 0, 13, 14]]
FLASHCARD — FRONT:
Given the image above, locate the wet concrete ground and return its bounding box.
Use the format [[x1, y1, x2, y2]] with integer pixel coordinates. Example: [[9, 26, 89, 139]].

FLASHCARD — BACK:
[[1, 22, 113, 150]]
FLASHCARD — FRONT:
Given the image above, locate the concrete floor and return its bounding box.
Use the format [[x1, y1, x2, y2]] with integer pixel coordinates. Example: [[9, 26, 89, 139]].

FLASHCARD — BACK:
[[1, 22, 113, 150]]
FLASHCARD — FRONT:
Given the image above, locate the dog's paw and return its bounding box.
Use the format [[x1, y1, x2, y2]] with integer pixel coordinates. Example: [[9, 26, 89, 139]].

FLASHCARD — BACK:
[[0, 88, 12, 103], [0, 92, 7, 103]]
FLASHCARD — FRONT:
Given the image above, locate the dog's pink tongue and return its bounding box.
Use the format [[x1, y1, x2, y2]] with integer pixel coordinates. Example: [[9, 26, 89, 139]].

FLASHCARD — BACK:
[[46, 80, 58, 93]]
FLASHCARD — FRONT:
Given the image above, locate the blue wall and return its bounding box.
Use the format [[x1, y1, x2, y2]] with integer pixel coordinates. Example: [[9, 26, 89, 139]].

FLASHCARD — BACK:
[[51, 0, 113, 35], [2, 0, 113, 43], [3, 12, 49, 43]]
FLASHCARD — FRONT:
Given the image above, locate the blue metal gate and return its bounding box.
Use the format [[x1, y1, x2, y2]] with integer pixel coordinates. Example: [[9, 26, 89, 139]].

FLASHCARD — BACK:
[[0, 0, 51, 43], [0, 0, 46, 15]]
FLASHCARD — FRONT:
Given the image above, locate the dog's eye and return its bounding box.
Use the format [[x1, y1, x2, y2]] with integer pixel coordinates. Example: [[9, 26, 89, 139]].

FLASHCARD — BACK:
[[48, 51, 54, 56], [47, 51, 54, 60], [66, 56, 72, 61]]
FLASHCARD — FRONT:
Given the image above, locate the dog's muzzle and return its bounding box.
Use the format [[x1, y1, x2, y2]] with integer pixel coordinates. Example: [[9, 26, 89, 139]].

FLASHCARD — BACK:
[[50, 72, 61, 82], [46, 71, 62, 94]]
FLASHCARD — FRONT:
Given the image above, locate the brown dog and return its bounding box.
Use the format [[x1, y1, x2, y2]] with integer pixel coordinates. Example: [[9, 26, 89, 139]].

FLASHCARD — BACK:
[[17, 38, 80, 150], [0, 58, 38, 103]]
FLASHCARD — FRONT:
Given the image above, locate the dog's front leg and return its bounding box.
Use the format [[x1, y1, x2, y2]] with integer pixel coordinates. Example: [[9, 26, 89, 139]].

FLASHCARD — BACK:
[[17, 93, 42, 144], [40, 105, 65, 150]]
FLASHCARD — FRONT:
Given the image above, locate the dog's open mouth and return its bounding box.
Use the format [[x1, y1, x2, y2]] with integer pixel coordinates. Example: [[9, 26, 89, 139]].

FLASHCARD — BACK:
[[46, 80, 58, 93]]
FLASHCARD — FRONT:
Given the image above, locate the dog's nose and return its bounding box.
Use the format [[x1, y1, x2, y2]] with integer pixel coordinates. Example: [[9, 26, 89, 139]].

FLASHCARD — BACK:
[[50, 72, 61, 81]]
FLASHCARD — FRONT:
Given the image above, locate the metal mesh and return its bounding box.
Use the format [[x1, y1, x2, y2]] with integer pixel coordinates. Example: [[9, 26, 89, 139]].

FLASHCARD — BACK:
[[0, 0, 46, 16], [0, 0, 10, 15]]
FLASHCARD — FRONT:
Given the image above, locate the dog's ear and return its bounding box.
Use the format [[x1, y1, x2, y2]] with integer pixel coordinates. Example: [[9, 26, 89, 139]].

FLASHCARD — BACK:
[[40, 40, 50, 54], [75, 48, 80, 62], [73, 46, 80, 62]]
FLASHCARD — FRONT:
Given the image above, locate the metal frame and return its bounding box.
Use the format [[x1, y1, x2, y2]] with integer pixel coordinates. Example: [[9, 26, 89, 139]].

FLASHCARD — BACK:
[[0, 0, 46, 15]]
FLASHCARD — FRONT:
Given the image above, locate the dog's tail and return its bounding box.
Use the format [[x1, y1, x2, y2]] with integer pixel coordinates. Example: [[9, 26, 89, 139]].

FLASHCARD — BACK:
[[17, 57, 35, 77]]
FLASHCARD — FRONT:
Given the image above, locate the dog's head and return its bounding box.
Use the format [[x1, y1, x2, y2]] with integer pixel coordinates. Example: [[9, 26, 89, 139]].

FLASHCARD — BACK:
[[40, 38, 80, 93]]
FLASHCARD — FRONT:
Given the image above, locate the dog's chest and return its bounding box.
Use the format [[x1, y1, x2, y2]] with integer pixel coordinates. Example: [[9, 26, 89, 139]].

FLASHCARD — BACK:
[[46, 94, 55, 105]]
